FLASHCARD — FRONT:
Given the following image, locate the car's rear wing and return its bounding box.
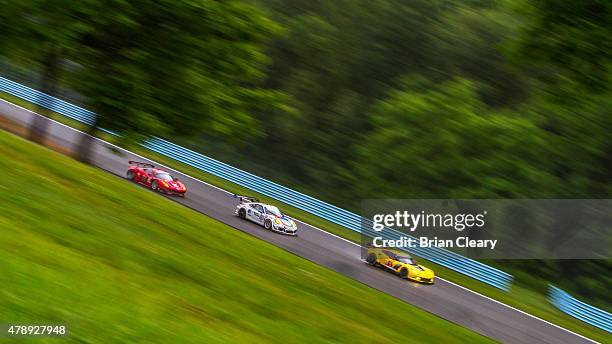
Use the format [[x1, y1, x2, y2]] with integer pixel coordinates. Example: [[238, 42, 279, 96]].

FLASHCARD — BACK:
[[234, 194, 259, 204], [128, 160, 155, 168]]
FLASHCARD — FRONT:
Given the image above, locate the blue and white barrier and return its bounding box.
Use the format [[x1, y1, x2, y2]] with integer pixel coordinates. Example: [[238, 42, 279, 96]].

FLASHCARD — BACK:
[[549, 285, 611, 333]]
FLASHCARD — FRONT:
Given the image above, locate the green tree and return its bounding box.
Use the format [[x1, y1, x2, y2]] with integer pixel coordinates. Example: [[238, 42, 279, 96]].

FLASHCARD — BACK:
[[0, 0, 90, 143], [433, 5, 529, 107], [72, 0, 281, 162], [514, 0, 612, 93], [510, 0, 612, 197], [354, 79, 555, 199], [242, 0, 450, 203]]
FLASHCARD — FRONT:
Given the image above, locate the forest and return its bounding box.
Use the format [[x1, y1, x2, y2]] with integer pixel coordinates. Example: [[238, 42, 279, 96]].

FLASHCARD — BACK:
[[0, 0, 610, 308]]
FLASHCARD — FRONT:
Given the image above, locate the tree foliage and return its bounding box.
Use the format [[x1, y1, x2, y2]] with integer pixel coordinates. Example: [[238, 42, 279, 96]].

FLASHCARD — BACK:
[[0, 0, 91, 142], [0, 0, 609, 305], [514, 0, 612, 93], [355, 79, 555, 199], [71, 0, 282, 160]]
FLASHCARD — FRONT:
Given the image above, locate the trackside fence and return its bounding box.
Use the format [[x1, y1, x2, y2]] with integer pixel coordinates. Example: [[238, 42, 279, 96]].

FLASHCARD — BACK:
[[549, 285, 612, 333], [0, 74, 512, 290]]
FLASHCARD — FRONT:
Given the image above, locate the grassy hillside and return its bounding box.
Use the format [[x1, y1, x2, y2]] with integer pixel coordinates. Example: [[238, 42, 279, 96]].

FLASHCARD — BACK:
[[0, 129, 493, 343], [0, 95, 607, 342]]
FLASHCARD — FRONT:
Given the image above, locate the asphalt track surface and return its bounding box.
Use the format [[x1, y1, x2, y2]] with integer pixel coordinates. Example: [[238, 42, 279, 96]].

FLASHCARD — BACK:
[[0, 99, 599, 344]]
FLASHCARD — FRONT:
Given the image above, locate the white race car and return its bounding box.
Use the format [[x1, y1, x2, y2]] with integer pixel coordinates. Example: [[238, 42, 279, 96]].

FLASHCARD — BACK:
[[234, 195, 298, 236]]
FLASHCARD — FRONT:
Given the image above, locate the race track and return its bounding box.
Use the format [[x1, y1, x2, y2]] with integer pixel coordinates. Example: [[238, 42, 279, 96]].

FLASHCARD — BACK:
[[0, 99, 598, 344]]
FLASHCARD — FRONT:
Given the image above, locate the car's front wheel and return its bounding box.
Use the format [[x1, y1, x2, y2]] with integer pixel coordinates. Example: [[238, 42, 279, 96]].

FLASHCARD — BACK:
[[399, 267, 408, 279], [366, 253, 377, 266], [264, 219, 272, 230], [151, 180, 159, 192], [238, 208, 246, 219]]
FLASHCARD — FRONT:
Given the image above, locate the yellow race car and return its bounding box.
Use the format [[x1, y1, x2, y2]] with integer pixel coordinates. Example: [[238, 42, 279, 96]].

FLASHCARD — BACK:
[[366, 247, 435, 284]]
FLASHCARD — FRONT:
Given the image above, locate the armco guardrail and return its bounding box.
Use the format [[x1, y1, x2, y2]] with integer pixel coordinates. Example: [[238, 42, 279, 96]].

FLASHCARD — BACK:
[[144, 138, 512, 289], [0, 76, 96, 125], [549, 285, 612, 333], [0, 75, 513, 290]]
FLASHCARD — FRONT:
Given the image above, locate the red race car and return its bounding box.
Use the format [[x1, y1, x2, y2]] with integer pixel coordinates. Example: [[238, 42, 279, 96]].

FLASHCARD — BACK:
[[126, 161, 187, 197]]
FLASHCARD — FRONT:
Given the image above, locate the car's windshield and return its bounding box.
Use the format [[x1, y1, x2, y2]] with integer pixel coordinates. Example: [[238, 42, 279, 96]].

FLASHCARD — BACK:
[[156, 173, 173, 181], [397, 256, 416, 265], [265, 206, 282, 216]]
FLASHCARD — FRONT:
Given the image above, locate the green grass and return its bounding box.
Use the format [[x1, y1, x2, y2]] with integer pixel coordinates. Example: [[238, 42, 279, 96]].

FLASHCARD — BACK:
[[0, 92, 607, 342], [0, 129, 494, 343]]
